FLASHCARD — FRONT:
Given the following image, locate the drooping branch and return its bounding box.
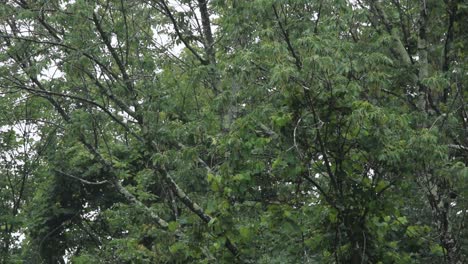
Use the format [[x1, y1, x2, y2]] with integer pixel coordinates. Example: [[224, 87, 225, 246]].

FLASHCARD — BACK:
[[16, 84, 143, 141], [3, 50, 170, 231]]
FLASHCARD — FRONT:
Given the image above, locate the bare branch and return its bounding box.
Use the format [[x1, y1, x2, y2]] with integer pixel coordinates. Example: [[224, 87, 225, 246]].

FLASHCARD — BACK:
[[55, 170, 108, 185]]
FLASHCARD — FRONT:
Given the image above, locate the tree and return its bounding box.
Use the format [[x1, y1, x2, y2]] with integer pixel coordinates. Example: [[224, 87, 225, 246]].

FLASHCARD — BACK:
[[0, 0, 466, 263]]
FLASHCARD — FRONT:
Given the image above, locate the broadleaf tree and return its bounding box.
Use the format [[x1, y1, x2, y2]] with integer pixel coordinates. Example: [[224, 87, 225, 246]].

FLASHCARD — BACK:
[[0, 0, 466, 263]]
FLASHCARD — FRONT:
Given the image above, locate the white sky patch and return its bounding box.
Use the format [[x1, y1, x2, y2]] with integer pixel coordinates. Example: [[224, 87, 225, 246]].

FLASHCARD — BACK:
[[267, 86, 277, 93], [150, 0, 219, 58], [151, 25, 184, 57], [11, 231, 26, 248], [1, 23, 32, 37], [456, 210, 468, 215], [83, 208, 100, 221], [0, 119, 42, 162], [117, 105, 138, 124], [39, 62, 65, 81], [59, 0, 76, 9], [110, 33, 118, 48], [348, 0, 362, 10], [64, 246, 79, 264]]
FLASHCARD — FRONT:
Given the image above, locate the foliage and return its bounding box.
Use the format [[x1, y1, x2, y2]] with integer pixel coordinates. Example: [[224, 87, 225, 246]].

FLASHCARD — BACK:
[[0, 0, 466, 263]]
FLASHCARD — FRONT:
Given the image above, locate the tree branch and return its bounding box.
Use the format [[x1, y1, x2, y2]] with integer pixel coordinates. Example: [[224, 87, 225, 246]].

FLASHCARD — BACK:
[[152, 0, 208, 65], [54, 170, 108, 185], [272, 5, 302, 70]]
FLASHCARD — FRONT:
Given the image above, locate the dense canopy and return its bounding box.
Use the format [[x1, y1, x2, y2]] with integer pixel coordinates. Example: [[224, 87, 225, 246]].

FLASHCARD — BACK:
[[0, 0, 467, 263]]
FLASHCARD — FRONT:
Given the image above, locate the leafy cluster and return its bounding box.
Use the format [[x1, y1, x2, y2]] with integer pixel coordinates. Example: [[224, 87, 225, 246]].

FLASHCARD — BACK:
[[0, 0, 466, 263]]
